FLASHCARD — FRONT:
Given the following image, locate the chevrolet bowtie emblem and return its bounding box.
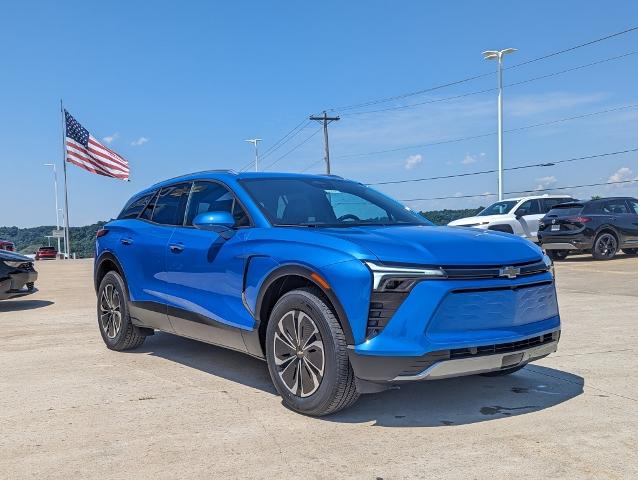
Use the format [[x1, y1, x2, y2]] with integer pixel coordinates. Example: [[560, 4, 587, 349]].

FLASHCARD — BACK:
[[499, 266, 521, 279]]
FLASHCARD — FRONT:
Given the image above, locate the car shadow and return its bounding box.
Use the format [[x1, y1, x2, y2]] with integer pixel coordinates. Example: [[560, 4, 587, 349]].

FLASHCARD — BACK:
[[0, 299, 54, 312], [132, 332, 276, 394], [132, 333, 584, 426], [324, 365, 583, 427]]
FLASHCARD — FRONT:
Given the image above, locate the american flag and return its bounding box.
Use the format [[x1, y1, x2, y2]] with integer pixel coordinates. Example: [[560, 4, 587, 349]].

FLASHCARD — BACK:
[[64, 110, 130, 181]]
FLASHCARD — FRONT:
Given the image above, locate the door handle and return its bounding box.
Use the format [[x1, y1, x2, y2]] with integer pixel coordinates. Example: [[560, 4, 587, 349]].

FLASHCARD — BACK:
[[169, 243, 184, 253], [120, 238, 133, 246]]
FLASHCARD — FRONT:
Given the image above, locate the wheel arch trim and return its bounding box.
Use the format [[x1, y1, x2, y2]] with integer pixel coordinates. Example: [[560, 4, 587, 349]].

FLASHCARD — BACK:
[[252, 263, 355, 346]]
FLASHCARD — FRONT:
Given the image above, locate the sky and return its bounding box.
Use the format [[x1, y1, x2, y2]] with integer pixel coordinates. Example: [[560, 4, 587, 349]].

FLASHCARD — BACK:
[[2, 1, 638, 227]]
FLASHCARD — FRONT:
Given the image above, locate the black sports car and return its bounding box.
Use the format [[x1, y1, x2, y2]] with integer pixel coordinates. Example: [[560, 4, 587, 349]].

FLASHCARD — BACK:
[[0, 250, 38, 300], [538, 197, 638, 260]]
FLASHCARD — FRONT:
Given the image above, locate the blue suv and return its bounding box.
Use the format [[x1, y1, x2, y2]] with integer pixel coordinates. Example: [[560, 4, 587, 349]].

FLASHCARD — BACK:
[[94, 171, 560, 416]]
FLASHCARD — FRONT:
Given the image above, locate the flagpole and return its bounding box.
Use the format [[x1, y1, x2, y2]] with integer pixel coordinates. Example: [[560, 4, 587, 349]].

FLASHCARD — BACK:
[[60, 100, 71, 259]]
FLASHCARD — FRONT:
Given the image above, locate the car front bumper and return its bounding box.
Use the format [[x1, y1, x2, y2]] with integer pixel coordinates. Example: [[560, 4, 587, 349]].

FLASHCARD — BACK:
[[349, 330, 559, 384], [0, 270, 38, 300]]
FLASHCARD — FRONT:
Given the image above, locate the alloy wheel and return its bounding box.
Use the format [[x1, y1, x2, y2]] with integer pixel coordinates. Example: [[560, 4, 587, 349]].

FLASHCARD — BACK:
[[100, 283, 122, 339], [273, 310, 325, 398], [596, 234, 617, 258]]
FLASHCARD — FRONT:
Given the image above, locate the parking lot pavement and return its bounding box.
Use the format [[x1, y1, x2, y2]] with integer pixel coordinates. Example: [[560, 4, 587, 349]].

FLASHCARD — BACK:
[[1, 256, 637, 479]]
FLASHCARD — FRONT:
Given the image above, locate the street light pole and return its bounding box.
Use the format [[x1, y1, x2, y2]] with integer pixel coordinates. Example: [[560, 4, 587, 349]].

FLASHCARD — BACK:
[[245, 138, 262, 171], [482, 48, 516, 201], [44, 163, 61, 255]]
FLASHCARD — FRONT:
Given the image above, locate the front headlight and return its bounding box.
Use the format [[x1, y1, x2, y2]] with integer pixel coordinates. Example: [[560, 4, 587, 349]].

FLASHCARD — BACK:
[[4, 260, 30, 269], [542, 254, 554, 278], [364, 261, 446, 291]]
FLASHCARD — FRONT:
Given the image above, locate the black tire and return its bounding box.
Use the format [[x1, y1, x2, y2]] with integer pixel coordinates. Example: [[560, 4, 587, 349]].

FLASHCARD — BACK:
[[547, 250, 569, 261], [622, 248, 638, 255], [97, 271, 145, 351], [592, 232, 618, 260], [480, 364, 526, 377], [265, 287, 359, 416]]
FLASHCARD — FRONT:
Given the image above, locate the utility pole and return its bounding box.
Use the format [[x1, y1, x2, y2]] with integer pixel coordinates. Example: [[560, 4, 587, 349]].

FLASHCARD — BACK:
[[244, 138, 262, 171], [309, 111, 340, 174], [482, 48, 516, 201]]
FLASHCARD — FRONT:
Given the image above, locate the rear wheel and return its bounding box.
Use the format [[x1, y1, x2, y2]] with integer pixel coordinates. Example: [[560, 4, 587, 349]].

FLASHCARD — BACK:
[[622, 248, 638, 255], [265, 287, 359, 416], [97, 271, 145, 351], [480, 364, 526, 377], [592, 232, 618, 260], [547, 250, 569, 261]]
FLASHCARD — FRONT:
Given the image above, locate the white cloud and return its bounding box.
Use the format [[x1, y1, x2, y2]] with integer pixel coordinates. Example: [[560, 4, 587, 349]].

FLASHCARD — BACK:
[[608, 167, 638, 186], [404, 153, 423, 170], [461, 152, 485, 165], [131, 136, 149, 147], [103, 132, 119, 144], [534, 175, 557, 191]]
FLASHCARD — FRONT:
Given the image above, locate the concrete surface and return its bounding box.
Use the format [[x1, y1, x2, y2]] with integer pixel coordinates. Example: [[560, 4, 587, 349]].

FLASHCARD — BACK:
[[1, 255, 637, 479]]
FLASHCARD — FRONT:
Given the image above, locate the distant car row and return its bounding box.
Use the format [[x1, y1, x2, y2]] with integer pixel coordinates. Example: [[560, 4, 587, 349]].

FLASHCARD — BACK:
[[0, 241, 58, 260], [449, 195, 638, 260]]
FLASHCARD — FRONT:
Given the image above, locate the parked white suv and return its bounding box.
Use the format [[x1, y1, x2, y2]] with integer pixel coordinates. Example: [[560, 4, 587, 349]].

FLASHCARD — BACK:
[[448, 195, 575, 243]]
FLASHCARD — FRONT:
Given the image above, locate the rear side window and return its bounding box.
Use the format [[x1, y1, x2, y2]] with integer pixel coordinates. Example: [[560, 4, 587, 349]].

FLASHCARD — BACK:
[[151, 183, 192, 225], [118, 192, 155, 219], [629, 199, 638, 214], [602, 200, 630, 214], [185, 181, 250, 227]]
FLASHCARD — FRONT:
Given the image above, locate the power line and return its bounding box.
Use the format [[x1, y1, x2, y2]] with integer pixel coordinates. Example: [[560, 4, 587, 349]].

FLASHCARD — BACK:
[[508, 25, 638, 70], [238, 118, 310, 172], [342, 51, 638, 117], [335, 102, 638, 159], [399, 179, 638, 203], [262, 127, 322, 171], [328, 25, 638, 113], [260, 119, 311, 160], [368, 148, 638, 186]]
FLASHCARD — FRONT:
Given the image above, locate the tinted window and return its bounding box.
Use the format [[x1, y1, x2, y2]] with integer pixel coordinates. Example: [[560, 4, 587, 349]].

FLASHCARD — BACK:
[[547, 205, 584, 216], [239, 178, 429, 227], [478, 200, 518, 216], [151, 183, 192, 225], [542, 198, 574, 213], [139, 190, 159, 220], [602, 200, 629, 214], [629, 199, 638, 214], [185, 181, 250, 227], [517, 199, 541, 215], [118, 192, 155, 219]]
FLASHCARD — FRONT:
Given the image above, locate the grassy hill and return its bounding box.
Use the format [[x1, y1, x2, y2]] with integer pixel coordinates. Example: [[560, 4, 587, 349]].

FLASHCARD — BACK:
[[0, 207, 483, 258]]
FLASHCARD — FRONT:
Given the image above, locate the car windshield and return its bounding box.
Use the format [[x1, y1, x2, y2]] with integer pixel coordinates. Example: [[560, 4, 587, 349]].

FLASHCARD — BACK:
[[239, 177, 431, 227], [477, 200, 518, 216]]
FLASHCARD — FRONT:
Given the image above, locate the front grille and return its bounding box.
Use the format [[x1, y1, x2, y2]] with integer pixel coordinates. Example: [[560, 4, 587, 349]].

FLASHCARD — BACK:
[[449, 331, 559, 359], [20, 263, 35, 271], [366, 291, 408, 338], [443, 259, 549, 279]]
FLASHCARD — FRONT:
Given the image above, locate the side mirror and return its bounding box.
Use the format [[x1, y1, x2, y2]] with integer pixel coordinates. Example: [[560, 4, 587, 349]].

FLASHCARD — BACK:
[[193, 211, 235, 238], [515, 209, 528, 219]]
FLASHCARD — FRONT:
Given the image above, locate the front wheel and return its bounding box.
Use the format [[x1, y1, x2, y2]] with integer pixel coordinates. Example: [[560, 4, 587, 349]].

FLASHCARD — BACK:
[[97, 271, 146, 351], [265, 287, 359, 416], [547, 250, 569, 261], [592, 232, 618, 260]]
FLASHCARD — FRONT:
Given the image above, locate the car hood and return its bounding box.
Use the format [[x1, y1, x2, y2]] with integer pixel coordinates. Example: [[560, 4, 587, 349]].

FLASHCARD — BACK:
[[0, 249, 32, 263], [316, 225, 542, 265], [448, 214, 512, 226]]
